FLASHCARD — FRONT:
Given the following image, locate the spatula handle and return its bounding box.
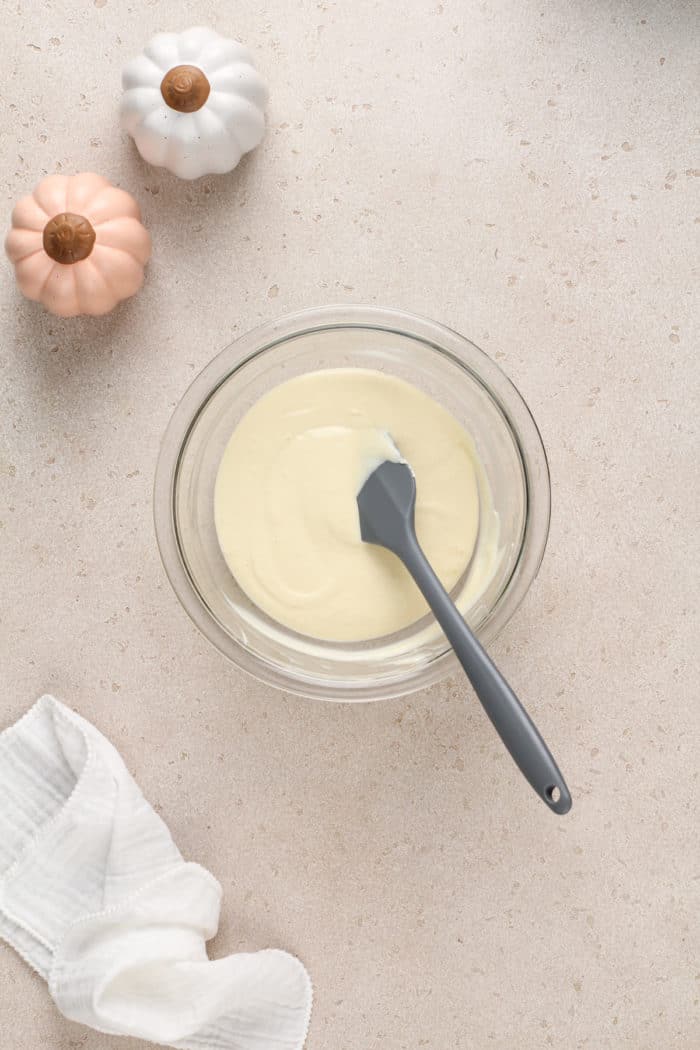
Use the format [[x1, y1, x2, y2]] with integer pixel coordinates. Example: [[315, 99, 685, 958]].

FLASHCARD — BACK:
[[400, 532, 572, 815]]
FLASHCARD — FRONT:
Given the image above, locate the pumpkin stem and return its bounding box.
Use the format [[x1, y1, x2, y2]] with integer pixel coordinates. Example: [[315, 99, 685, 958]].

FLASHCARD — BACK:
[[161, 64, 211, 113], [43, 213, 96, 264]]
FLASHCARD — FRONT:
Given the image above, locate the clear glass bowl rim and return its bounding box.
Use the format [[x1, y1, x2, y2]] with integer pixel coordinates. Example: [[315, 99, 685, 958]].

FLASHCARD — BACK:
[[153, 304, 551, 701]]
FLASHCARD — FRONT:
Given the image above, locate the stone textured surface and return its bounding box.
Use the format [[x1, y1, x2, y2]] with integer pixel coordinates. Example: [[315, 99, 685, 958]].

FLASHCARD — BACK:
[[1, 1, 698, 1048]]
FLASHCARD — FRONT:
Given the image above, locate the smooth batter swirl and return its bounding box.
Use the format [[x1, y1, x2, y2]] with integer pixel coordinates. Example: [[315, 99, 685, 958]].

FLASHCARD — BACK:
[[214, 369, 482, 642]]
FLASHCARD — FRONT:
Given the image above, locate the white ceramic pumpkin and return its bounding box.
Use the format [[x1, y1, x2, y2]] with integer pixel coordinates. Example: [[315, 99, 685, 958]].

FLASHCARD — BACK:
[[120, 26, 268, 180]]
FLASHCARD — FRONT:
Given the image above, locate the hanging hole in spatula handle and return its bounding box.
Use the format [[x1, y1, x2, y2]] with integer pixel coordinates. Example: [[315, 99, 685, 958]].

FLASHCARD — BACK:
[[544, 782, 572, 815]]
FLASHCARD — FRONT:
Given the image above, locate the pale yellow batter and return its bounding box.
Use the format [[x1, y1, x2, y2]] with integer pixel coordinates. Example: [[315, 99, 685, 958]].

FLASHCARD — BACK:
[[214, 369, 482, 641]]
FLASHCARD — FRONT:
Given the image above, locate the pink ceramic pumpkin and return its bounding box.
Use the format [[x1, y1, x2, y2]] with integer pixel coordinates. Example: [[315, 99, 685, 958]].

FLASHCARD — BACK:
[[5, 173, 151, 317]]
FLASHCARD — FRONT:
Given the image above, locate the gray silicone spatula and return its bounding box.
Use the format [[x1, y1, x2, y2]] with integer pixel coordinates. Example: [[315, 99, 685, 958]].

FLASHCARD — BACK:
[[357, 457, 572, 815]]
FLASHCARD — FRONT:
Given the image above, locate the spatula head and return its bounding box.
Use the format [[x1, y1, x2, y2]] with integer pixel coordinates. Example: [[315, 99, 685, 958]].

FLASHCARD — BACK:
[[357, 459, 417, 556]]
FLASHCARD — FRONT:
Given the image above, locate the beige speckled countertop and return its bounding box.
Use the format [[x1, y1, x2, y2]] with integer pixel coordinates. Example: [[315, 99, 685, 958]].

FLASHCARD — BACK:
[[1, 1, 698, 1047]]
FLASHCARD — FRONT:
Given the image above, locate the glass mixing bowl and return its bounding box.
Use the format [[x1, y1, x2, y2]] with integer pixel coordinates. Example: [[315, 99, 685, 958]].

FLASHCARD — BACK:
[[154, 305, 550, 701]]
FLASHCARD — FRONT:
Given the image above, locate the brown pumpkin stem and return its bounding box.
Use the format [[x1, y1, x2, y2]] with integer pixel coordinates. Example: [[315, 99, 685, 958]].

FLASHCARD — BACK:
[[43, 213, 96, 264], [161, 64, 210, 113]]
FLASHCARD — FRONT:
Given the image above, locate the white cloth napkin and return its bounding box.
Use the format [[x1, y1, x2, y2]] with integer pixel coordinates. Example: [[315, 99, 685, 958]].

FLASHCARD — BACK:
[[0, 695, 312, 1049]]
